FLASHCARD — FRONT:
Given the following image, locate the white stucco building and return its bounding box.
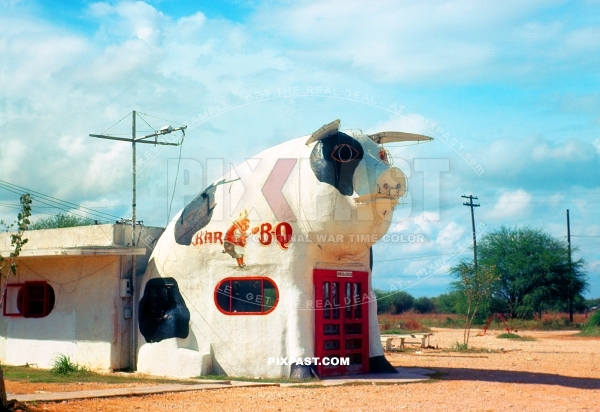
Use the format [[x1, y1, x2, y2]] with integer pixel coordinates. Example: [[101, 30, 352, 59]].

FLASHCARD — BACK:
[[0, 224, 163, 372]]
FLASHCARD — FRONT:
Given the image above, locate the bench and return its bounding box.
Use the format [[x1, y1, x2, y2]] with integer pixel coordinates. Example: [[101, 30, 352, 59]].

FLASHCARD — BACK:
[[380, 333, 433, 350], [380, 337, 393, 351]]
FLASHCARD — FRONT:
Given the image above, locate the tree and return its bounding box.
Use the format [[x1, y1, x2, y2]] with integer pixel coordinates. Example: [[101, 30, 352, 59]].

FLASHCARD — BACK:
[[28, 213, 95, 230], [413, 296, 436, 314], [374, 290, 414, 314], [478, 226, 588, 319], [0, 194, 31, 409], [0, 194, 31, 279], [450, 262, 497, 346], [433, 291, 462, 314]]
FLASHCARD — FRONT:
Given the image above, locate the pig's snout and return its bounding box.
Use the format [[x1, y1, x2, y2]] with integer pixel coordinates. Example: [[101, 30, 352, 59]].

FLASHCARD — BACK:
[[376, 167, 406, 198]]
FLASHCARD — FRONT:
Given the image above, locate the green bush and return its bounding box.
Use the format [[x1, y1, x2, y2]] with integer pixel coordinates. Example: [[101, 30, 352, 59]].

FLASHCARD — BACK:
[[497, 333, 521, 339], [374, 290, 414, 314], [580, 311, 600, 336], [587, 311, 600, 327], [29, 213, 96, 230], [413, 296, 436, 314], [51, 354, 89, 375], [451, 341, 469, 351]]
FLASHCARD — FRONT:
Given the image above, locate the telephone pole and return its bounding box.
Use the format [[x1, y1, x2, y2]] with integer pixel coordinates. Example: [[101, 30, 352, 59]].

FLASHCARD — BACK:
[[90, 111, 186, 370], [462, 195, 480, 269], [567, 209, 573, 322]]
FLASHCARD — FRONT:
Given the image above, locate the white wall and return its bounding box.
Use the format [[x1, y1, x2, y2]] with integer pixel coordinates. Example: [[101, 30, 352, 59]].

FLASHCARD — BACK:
[[0, 255, 120, 371], [0, 224, 164, 371]]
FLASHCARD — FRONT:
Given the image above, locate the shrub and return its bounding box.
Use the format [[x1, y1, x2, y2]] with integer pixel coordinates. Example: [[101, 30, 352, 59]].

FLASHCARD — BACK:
[[451, 341, 469, 351], [580, 311, 600, 336], [29, 213, 95, 230], [413, 296, 436, 314], [398, 318, 424, 331], [51, 354, 89, 375], [587, 311, 600, 327], [497, 333, 521, 339]]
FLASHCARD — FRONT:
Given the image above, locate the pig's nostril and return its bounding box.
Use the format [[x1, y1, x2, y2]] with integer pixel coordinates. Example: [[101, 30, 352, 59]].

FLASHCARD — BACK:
[[383, 183, 389, 191]]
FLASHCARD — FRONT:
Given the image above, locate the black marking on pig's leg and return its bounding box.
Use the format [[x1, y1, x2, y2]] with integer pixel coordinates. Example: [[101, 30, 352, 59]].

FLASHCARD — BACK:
[[310, 132, 364, 196], [139, 277, 190, 343], [369, 355, 398, 373], [174, 184, 217, 245], [290, 364, 316, 380]]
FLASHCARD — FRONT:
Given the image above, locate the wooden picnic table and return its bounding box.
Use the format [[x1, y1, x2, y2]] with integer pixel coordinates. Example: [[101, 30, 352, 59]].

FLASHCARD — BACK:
[[380, 333, 433, 350]]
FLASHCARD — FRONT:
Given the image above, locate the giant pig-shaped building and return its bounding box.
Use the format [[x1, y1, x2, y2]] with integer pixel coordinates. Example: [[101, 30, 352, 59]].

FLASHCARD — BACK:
[[137, 120, 432, 378]]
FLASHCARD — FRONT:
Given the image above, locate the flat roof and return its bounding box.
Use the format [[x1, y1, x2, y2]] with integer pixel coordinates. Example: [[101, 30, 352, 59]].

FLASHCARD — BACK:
[[0, 246, 147, 259]]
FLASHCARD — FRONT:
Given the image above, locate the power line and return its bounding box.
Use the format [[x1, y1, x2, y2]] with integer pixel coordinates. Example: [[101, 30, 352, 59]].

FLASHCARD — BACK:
[[374, 251, 468, 263], [0, 180, 120, 220], [0, 180, 122, 222]]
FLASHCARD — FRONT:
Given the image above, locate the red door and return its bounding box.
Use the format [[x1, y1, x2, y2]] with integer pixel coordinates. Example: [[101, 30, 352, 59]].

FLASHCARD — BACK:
[[314, 269, 369, 376]]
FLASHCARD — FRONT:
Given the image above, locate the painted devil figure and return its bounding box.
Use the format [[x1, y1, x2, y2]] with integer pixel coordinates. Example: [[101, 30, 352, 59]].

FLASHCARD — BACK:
[[136, 119, 432, 379], [222, 210, 252, 268]]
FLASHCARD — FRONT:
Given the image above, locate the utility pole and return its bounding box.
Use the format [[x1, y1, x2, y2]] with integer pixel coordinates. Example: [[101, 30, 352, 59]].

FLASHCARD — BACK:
[[90, 111, 186, 370], [567, 209, 573, 322], [462, 195, 480, 269]]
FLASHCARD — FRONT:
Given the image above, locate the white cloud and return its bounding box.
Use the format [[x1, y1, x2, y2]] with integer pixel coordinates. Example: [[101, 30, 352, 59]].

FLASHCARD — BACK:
[[88, 1, 166, 45], [532, 139, 595, 162], [594, 139, 600, 154], [83, 144, 129, 193], [0, 139, 27, 180], [370, 114, 431, 136], [251, 0, 590, 83], [487, 189, 532, 220], [435, 221, 466, 249], [88, 39, 161, 82], [563, 27, 600, 52], [0, 17, 89, 92]]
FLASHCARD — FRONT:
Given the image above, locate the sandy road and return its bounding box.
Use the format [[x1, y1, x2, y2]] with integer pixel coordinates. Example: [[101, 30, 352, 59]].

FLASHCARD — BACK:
[[7, 328, 600, 411]]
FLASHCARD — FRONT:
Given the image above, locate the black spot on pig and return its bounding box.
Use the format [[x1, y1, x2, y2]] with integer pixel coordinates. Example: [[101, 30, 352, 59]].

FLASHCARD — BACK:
[[310, 132, 364, 196], [174, 184, 217, 245], [139, 277, 190, 343]]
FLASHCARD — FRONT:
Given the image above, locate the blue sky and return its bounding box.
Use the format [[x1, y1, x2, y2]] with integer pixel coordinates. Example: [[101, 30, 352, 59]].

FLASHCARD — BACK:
[[1, 0, 599, 298]]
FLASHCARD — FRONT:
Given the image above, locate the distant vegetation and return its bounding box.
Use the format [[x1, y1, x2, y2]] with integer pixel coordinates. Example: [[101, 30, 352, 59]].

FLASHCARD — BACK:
[[28, 213, 96, 230], [579, 311, 600, 336], [375, 288, 597, 331], [377, 226, 592, 331], [377, 312, 592, 333]]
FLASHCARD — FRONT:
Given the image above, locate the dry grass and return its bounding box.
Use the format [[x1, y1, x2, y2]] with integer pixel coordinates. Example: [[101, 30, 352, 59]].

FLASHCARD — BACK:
[[378, 312, 588, 332]]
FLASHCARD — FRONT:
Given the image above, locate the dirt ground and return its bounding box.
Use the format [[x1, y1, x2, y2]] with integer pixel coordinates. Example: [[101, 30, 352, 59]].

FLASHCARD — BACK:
[[7, 328, 600, 411]]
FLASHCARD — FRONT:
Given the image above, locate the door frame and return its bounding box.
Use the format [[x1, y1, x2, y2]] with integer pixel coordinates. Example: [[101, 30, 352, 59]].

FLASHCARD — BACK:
[[313, 269, 370, 376]]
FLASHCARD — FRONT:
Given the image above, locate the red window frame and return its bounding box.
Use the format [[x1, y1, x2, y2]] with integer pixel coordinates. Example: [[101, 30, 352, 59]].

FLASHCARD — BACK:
[[3, 281, 55, 318], [214, 277, 279, 315]]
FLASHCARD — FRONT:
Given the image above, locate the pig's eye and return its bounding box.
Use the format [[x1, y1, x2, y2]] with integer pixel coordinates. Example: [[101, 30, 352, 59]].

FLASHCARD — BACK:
[[331, 144, 360, 162]]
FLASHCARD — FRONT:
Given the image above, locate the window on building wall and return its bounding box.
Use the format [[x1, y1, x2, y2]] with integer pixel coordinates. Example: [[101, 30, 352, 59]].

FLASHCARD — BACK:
[[214, 277, 278, 315], [3, 281, 55, 318]]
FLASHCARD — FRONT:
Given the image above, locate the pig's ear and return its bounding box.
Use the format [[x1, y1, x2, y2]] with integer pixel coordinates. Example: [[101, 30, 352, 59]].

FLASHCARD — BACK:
[[368, 131, 433, 144], [305, 119, 340, 145], [174, 184, 217, 245]]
